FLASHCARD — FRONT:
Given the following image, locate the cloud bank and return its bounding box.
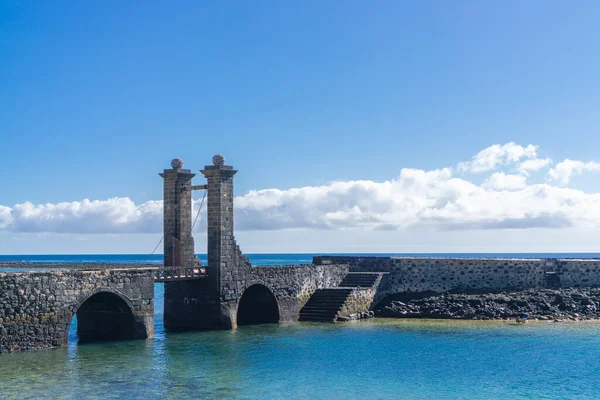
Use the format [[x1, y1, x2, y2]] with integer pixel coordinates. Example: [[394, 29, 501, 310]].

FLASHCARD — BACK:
[[2, 143, 600, 234]]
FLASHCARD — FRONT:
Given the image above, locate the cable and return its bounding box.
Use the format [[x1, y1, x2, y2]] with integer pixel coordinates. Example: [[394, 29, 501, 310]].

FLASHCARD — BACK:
[[182, 189, 206, 249], [143, 235, 164, 264], [144, 189, 207, 265]]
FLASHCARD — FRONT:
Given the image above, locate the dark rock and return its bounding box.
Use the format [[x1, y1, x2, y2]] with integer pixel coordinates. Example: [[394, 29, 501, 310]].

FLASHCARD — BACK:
[[374, 288, 600, 321]]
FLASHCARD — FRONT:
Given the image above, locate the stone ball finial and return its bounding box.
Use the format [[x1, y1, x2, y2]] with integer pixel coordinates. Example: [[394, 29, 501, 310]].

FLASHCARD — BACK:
[[170, 158, 184, 169], [212, 154, 225, 167]]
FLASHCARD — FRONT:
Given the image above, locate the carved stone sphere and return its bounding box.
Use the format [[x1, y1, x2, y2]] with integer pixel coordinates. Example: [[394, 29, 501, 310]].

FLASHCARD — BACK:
[[170, 158, 184, 169], [212, 154, 225, 166]]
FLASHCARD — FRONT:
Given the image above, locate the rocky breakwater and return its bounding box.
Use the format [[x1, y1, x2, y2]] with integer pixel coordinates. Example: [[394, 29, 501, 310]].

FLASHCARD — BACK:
[[375, 288, 600, 321]]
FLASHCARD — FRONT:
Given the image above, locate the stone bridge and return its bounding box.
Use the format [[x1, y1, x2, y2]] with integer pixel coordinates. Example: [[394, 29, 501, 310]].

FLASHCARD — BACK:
[[8, 154, 600, 355], [160, 155, 349, 330], [0, 268, 154, 353], [15, 155, 600, 354], [6, 155, 600, 354], [0, 155, 351, 354]]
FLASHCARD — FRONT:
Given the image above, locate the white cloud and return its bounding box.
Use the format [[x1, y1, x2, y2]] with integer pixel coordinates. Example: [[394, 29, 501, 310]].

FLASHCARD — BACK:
[[8, 198, 163, 234], [457, 142, 538, 173], [517, 158, 552, 176], [482, 173, 527, 190], [0, 206, 12, 229], [1, 144, 600, 235], [548, 159, 600, 185]]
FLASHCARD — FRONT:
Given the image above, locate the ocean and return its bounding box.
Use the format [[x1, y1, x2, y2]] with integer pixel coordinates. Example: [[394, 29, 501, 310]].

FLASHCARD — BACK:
[[1, 254, 600, 399]]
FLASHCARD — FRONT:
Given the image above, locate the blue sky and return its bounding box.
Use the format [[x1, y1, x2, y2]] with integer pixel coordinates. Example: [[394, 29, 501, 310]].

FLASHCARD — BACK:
[[1, 2, 600, 254]]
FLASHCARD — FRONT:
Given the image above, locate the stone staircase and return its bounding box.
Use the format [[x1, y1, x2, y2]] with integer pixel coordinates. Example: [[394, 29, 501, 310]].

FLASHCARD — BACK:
[[299, 288, 353, 322], [299, 273, 383, 322], [338, 272, 379, 288]]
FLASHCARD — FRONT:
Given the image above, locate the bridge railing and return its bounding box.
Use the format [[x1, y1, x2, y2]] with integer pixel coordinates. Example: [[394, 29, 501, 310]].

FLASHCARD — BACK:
[[154, 266, 207, 282]]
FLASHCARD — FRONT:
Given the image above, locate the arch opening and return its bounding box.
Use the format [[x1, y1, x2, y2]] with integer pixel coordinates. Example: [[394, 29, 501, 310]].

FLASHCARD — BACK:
[[237, 284, 280, 326], [72, 292, 140, 343]]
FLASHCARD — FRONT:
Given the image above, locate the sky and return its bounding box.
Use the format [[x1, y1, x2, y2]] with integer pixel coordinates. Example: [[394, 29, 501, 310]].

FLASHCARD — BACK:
[[1, 1, 600, 254]]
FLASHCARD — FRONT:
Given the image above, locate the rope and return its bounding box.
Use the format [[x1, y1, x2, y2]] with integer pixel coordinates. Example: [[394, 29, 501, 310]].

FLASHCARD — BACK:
[[143, 234, 165, 264], [182, 189, 206, 248], [143, 189, 207, 265]]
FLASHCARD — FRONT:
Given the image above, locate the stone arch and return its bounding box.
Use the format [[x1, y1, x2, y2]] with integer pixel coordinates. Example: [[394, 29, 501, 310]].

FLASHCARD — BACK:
[[67, 288, 146, 343], [236, 282, 280, 326]]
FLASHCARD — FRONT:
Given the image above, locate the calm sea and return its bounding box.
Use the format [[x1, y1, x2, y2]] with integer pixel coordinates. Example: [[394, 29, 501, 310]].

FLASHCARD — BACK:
[[1, 253, 600, 399]]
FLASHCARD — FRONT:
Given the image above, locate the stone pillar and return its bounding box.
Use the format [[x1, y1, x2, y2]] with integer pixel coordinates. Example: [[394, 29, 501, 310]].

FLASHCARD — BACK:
[[164, 155, 251, 331], [200, 155, 238, 293], [159, 158, 196, 267], [201, 155, 253, 329]]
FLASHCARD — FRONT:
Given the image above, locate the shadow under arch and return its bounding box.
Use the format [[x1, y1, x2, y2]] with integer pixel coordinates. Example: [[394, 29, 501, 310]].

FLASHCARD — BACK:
[[237, 283, 280, 326], [70, 289, 142, 343]]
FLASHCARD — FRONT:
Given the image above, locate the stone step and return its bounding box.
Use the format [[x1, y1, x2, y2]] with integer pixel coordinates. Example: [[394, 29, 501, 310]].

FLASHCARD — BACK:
[[301, 306, 342, 312], [341, 277, 376, 281], [316, 290, 353, 295], [300, 312, 339, 318], [339, 282, 375, 287], [303, 298, 349, 304], [310, 289, 352, 294], [300, 311, 339, 317], [338, 273, 379, 288], [305, 295, 350, 301], [304, 300, 346, 306], [304, 295, 350, 301], [298, 317, 336, 322], [299, 287, 355, 322], [302, 303, 343, 311]]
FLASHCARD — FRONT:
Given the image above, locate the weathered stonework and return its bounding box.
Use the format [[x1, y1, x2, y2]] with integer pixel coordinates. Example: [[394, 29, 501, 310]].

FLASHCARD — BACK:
[[0, 268, 154, 354], [339, 275, 384, 318], [163, 156, 349, 330], [314, 256, 600, 307], [15, 155, 600, 355], [160, 161, 197, 268], [251, 264, 348, 320]]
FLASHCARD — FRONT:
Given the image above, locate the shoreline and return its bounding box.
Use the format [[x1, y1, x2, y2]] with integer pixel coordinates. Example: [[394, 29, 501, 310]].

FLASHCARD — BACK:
[[374, 287, 600, 322]]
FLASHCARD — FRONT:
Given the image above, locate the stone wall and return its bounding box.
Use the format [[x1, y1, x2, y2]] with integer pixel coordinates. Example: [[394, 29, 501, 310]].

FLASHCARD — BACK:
[[252, 264, 348, 321], [164, 278, 222, 330], [314, 256, 600, 304], [0, 268, 154, 354], [160, 164, 197, 268], [165, 156, 351, 329], [340, 288, 377, 317], [164, 263, 348, 330]]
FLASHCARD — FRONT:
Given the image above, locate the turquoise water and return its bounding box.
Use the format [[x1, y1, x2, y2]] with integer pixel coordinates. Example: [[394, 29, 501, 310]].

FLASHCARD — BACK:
[[2, 312, 600, 398], [3, 254, 600, 399], [0, 284, 600, 399]]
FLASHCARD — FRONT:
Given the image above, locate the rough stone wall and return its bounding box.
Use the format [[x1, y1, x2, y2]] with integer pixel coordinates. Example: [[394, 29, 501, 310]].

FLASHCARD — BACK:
[[339, 274, 385, 317], [0, 268, 154, 354], [314, 256, 600, 302], [160, 167, 196, 267], [163, 278, 224, 330], [251, 264, 348, 321], [201, 162, 253, 303], [194, 158, 351, 329], [340, 288, 377, 317], [164, 264, 347, 329], [556, 260, 600, 287]]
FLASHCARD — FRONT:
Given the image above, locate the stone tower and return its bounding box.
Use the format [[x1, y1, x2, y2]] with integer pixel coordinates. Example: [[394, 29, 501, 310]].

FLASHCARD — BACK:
[[201, 155, 251, 295], [163, 155, 253, 330], [201, 155, 253, 323], [159, 158, 197, 267]]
